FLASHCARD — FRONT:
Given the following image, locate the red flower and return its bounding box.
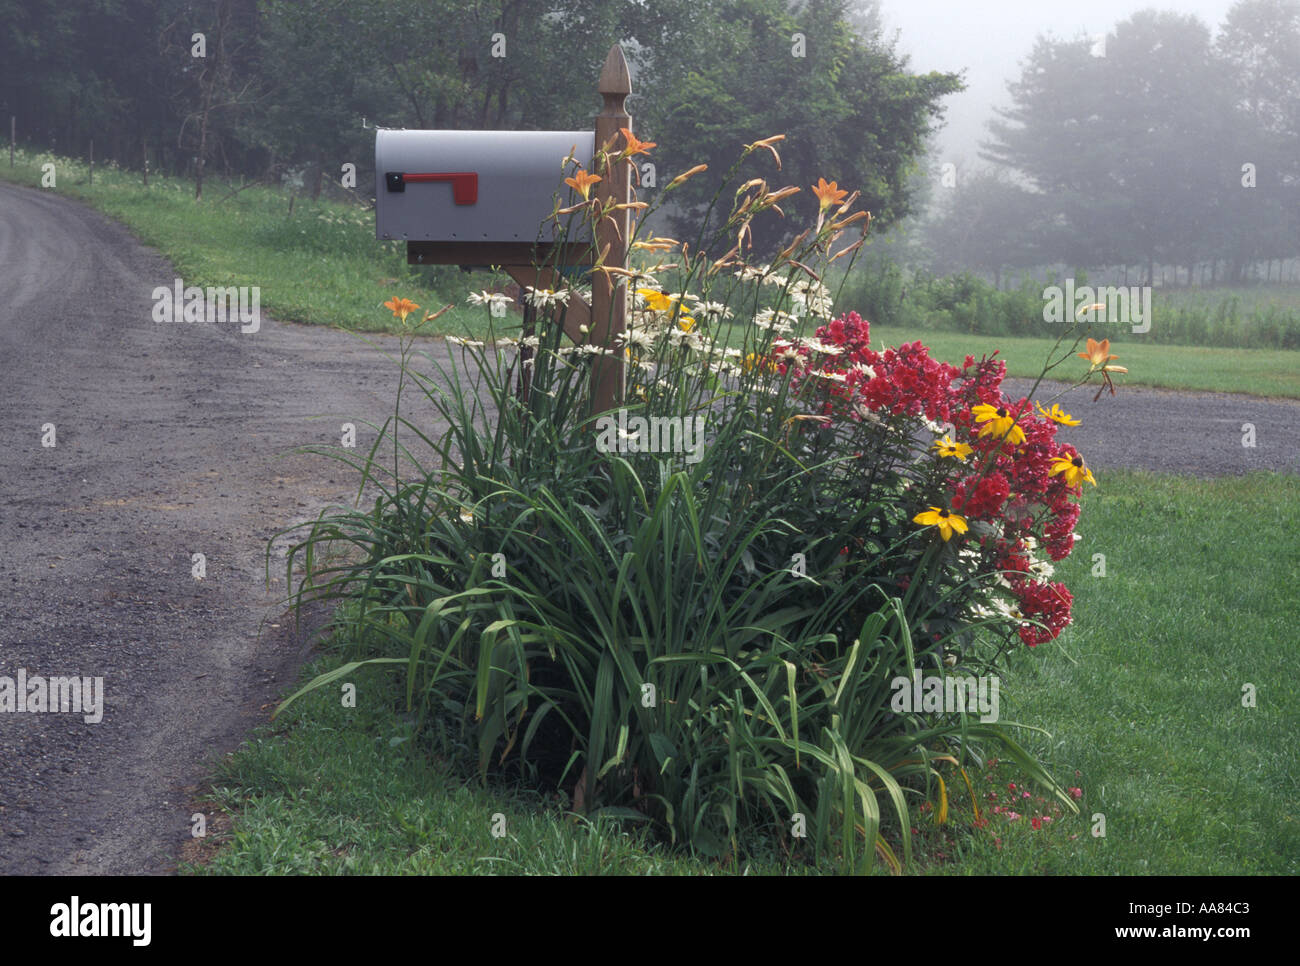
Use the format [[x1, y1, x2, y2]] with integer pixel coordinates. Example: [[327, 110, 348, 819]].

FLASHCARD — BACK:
[[1014, 580, 1073, 646], [952, 472, 1010, 519]]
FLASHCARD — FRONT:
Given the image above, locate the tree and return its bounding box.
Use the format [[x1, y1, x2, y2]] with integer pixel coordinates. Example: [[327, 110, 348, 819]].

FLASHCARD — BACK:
[[924, 168, 1051, 286], [160, 0, 260, 199], [1216, 0, 1300, 280], [634, 0, 962, 255], [982, 11, 1241, 284]]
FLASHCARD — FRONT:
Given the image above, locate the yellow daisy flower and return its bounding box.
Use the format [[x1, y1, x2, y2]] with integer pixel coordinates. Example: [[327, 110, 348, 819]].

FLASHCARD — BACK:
[[971, 404, 1027, 446], [913, 506, 969, 542], [933, 436, 973, 460], [1049, 453, 1097, 488], [1036, 402, 1081, 427]]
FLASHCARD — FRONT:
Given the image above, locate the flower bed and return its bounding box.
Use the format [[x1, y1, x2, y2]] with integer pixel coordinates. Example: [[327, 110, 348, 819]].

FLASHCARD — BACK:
[[277, 134, 1129, 872]]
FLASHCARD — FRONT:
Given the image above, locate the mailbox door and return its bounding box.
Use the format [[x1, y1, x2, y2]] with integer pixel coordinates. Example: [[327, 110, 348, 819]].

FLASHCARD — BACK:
[[375, 129, 594, 243]]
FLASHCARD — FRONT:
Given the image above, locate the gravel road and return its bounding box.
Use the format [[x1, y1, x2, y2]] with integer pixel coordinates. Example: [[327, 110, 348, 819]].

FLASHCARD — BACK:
[[0, 182, 448, 873], [0, 182, 1295, 875]]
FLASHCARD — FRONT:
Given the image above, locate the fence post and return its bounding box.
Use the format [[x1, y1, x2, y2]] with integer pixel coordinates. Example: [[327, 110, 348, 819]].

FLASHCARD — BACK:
[[89, 139, 94, 184], [588, 44, 632, 417], [9, 116, 13, 168]]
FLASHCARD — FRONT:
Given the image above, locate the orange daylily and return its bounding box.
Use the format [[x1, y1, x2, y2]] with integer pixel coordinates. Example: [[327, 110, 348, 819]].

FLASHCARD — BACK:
[[564, 168, 602, 201], [631, 237, 680, 253], [666, 164, 708, 189], [620, 128, 656, 157], [1078, 338, 1118, 370], [745, 134, 785, 169], [1078, 337, 1129, 399], [811, 177, 849, 211], [383, 297, 420, 321]]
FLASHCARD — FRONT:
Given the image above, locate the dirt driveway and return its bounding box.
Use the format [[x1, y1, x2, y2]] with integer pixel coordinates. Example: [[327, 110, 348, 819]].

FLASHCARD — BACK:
[[0, 183, 449, 873]]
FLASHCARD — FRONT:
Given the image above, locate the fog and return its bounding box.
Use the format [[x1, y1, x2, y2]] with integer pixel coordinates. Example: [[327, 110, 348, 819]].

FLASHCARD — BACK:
[[882, 0, 1242, 164]]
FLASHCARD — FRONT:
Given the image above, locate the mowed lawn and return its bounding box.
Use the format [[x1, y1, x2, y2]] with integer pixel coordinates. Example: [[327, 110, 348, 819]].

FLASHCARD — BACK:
[[4, 153, 1300, 399], [927, 471, 1299, 875], [187, 471, 1299, 875], [870, 326, 1300, 400]]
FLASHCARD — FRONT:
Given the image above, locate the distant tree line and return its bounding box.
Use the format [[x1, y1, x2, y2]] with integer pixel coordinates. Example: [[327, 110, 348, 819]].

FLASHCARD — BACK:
[[924, 0, 1300, 287], [0, 0, 961, 251]]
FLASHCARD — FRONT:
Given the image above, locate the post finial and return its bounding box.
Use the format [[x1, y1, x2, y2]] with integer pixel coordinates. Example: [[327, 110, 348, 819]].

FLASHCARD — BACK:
[[598, 44, 632, 103]]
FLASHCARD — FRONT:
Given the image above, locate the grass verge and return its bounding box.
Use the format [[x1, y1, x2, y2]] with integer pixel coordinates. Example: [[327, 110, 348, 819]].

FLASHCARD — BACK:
[[869, 326, 1300, 399], [0, 147, 479, 333], [183, 652, 828, 875], [914, 470, 1299, 874]]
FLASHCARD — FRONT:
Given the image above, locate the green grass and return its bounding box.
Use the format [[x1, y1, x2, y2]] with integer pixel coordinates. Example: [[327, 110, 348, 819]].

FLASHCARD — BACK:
[[0, 147, 481, 333], [189, 471, 1298, 875], [867, 326, 1300, 399], [920, 471, 1300, 875], [185, 657, 830, 875]]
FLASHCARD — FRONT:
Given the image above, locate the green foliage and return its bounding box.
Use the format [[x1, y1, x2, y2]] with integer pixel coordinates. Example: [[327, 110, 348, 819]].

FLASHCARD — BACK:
[[841, 262, 1300, 350], [644, 0, 961, 254], [189, 647, 837, 875], [0, 144, 482, 332], [194, 473, 1300, 875], [2, 0, 957, 256], [275, 329, 1069, 869], [925, 472, 1300, 875]]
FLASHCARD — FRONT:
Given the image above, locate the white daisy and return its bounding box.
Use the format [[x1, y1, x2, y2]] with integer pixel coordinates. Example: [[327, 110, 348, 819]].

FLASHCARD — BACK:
[[524, 287, 567, 309], [691, 300, 732, 320]]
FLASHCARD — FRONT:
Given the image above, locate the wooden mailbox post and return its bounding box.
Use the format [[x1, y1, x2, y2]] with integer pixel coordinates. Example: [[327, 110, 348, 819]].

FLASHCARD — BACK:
[[376, 44, 633, 416]]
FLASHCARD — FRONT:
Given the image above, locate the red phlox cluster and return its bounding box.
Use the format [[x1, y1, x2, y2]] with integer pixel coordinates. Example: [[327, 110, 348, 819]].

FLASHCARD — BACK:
[[775, 311, 1088, 647]]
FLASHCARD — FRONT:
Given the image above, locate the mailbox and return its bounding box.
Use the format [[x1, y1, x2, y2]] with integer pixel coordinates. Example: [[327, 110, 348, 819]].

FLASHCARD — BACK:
[[375, 129, 595, 264]]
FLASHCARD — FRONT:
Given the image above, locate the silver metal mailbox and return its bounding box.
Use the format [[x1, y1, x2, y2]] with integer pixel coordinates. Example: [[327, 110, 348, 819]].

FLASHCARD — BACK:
[[375, 129, 595, 244]]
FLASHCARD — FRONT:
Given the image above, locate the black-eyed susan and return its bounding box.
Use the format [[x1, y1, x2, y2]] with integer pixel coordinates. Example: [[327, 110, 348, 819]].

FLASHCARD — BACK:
[[933, 435, 973, 460], [637, 287, 696, 330], [1036, 402, 1081, 427], [1049, 452, 1097, 488], [636, 287, 675, 313], [914, 506, 969, 542], [971, 404, 1027, 446]]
